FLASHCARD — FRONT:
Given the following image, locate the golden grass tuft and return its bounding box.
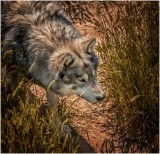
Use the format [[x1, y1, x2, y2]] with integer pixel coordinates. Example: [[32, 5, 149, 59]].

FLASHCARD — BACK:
[[1, 52, 79, 153], [95, 2, 159, 152]]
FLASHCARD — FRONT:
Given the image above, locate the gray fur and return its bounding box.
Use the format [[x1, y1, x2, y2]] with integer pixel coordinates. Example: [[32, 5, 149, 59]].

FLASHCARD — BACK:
[[2, 1, 105, 103]]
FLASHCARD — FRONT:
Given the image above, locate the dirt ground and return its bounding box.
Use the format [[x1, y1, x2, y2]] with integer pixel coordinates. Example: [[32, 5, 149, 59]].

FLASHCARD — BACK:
[[68, 22, 109, 153], [30, 84, 110, 153]]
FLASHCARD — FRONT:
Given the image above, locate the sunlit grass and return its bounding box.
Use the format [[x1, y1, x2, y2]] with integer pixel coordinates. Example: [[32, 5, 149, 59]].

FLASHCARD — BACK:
[[95, 1, 159, 152], [1, 52, 79, 153]]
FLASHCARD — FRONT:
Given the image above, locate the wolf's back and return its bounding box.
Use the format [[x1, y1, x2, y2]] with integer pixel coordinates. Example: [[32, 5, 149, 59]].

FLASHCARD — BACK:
[[2, 1, 62, 36], [2, 1, 80, 68]]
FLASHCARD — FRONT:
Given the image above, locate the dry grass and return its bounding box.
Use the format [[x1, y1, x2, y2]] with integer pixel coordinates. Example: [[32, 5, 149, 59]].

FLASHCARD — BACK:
[[1, 51, 79, 153], [95, 2, 159, 152]]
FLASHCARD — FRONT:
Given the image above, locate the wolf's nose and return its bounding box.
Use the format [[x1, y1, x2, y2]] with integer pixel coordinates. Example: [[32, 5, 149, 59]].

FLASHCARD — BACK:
[[96, 94, 105, 101]]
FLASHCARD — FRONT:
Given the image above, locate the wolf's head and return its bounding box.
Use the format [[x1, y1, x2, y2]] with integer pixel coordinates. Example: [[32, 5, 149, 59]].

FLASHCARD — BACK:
[[49, 37, 105, 103]]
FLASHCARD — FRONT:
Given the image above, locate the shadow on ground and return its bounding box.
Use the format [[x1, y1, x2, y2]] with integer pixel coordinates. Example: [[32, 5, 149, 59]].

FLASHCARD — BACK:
[[71, 127, 96, 153]]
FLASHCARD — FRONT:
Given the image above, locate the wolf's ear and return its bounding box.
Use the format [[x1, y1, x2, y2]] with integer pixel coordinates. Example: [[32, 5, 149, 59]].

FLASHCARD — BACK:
[[57, 54, 73, 78], [61, 53, 73, 66], [49, 53, 73, 76], [81, 37, 96, 54]]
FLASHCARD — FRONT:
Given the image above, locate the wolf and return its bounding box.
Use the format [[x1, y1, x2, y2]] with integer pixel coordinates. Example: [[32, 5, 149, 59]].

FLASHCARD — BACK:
[[2, 1, 105, 133]]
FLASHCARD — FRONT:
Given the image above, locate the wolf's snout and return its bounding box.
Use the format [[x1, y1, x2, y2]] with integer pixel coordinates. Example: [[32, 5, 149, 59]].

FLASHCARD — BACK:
[[96, 94, 105, 101], [92, 84, 105, 102]]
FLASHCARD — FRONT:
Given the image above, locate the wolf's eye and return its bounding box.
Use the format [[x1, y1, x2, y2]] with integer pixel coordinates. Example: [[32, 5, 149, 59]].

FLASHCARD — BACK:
[[79, 78, 86, 83], [77, 74, 88, 83]]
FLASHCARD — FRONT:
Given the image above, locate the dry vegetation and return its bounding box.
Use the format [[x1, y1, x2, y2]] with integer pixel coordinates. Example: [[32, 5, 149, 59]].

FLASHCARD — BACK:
[[1, 51, 79, 153], [95, 2, 159, 152], [1, 1, 159, 153]]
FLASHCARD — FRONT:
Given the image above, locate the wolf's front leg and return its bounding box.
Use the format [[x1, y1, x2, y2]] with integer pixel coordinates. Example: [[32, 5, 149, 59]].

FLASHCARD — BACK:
[[46, 90, 59, 122], [46, 90, 71, 137], [46, 90, 59, 108]]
